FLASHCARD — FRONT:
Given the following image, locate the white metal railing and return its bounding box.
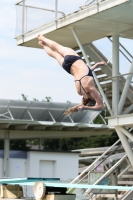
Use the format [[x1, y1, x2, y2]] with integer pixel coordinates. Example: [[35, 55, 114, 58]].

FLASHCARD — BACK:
[[67, 139, 121, 192], [15, 0, 108, 37], [81, 0, 106, 9], [108, 37, 133, 63], [15, 0, 65, 36]]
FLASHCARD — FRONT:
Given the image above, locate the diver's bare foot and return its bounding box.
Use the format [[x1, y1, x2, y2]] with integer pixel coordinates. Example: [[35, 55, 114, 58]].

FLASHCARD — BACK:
[[38, 41, 45, 47], [38, 34, 45, 42]]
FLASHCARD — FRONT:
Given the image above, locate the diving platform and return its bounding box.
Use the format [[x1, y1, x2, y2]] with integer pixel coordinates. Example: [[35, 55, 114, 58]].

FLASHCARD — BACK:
[[0, 177, 133, 191], [16, 0, 133, 48]]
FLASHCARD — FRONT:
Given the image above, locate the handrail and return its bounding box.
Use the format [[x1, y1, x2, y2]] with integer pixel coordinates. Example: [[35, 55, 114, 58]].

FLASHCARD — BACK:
[[16, 0, 65, 36], [15, 0, 23, 5], [85, 154, 127, 195], [67, 139, 120, 192], [84, 0, 95, 6], [82, 0, 103, 7], [17, 4, 65, 17], [108, 37, 133, 63]]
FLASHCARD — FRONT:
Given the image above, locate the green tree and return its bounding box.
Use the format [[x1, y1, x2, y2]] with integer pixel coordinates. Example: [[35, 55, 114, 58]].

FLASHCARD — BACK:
[[42, 97, 52, 102], [33, 98, 39, 101], [0, 140, 4, 149], [42, 132, 119, 151], [21, 94, 28, 101], [10, 140, 30, 150]]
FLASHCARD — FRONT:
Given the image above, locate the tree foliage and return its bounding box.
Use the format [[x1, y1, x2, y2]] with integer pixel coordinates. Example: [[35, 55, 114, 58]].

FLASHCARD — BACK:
[[42, 110, 118, 151], [21, 94, 28, 101], [42, 97, 52, 102], [42, 132, 118, 151], [10, 140, 30, 150]]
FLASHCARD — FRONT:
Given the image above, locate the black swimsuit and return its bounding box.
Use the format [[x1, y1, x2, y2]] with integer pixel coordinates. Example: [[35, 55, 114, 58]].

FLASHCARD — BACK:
[[62, 55, 93, 94]]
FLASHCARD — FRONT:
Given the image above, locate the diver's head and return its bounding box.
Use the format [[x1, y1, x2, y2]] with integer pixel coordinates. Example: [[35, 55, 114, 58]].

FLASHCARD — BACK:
[[82, 97, 96, 106]]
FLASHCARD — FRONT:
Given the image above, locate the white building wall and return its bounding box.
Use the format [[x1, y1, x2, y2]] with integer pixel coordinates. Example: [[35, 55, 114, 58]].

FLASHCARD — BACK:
[[27, 151, 79, 180], [9, 158, 27, 178], [26, 151, 79, 198]]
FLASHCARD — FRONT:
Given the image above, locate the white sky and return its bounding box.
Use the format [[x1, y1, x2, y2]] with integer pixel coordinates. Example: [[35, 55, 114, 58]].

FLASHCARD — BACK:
[[0, 0, 133, 103]]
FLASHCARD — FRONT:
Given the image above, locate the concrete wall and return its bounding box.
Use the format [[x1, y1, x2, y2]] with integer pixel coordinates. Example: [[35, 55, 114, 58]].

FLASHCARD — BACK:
[[0, 150, 79, 180], [26, 151, 79, 198], [9, 158, 27, 178], [27, 151, 79, 180]]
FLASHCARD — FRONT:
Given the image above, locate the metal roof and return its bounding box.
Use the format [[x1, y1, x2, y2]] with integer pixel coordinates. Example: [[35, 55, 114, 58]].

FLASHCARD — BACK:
[[0, 99, 114, 139], [0, 99, 98, 123]]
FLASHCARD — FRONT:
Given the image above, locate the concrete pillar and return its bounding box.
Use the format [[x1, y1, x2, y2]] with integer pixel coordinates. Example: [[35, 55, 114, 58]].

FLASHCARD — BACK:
[[3, 131, 10, 177]]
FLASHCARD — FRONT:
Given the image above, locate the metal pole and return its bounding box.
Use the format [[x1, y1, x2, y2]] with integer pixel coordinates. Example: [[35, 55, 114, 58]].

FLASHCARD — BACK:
[[99, 113, 107, 124], [71, 28, 113, 115], [55, 0, 58, 21], [112, 35, 119, 116], [116, 127, 133, 167], [22, 0, 25, 37], [118, 60, 133, 114], [3, 131, 10, 177], [122, 104, 133, 115], [26, 6, 27, 33], [118, 126, 133, 142], [71, 28, 91, 67], [85, 154, 126, 194]]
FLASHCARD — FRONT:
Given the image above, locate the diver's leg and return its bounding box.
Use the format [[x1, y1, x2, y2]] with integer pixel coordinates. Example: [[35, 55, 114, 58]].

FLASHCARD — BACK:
[[38, 41, 64, 66], [38, 34, 78, 57]]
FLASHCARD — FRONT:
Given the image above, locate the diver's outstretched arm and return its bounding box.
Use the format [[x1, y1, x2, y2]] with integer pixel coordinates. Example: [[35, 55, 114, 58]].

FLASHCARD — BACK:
[[90, 61, 105, 71], [78, 87, 104, 111]]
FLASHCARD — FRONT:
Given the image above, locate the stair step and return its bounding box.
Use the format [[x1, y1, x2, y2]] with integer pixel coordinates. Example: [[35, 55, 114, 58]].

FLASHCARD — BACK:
[[100, 194, 123, 198], [97, 77, 107, 82], [118, 181, 133, 185], [95, 71, 105, 76], [128, 168, 133, 172], [122, 175, 133, 178]]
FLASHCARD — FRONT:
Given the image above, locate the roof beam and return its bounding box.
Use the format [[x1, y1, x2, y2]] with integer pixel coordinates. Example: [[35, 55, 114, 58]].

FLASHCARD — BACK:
[[0, 129, 112, 139], [14, 124, 29, 130]]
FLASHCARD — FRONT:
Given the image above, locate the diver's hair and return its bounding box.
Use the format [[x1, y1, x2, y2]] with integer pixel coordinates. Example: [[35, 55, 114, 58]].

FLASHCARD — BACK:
[[82, 98, 96, 106], [64, 97, 96, 116]]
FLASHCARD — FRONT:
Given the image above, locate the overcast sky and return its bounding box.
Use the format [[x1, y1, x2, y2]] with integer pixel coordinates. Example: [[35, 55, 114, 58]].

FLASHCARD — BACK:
[[0, 0, 133, 103]]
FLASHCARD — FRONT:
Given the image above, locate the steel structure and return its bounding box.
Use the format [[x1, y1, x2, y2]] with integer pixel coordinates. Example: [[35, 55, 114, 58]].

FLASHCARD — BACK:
[[14, 0, 133, 199], [0, 99, 112, 177], [15, 0, 133, 165]]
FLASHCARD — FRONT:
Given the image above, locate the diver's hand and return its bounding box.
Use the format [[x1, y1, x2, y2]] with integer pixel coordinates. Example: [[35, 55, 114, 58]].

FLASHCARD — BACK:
[[97, 61, 105, 66], [77, 105, 86, 111]]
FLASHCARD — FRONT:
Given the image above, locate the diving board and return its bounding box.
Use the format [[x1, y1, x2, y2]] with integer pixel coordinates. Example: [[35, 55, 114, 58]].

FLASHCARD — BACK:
[[0, 178, 133, 191]]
